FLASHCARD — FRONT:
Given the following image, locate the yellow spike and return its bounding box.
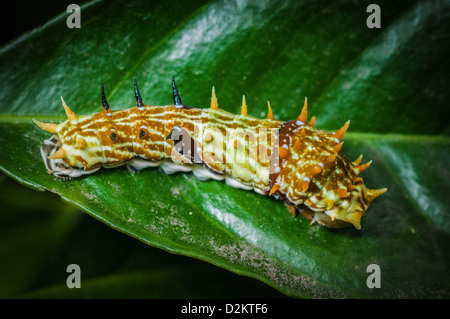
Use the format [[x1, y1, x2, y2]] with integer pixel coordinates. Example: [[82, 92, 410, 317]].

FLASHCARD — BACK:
[[278, 146, 289, 159], [210, 87, 218, 110], [334, 120, 350, 141], [301, 180, 310, 193], [353, 154, 363, 166], [267, 101, 274, 120], [300, 127, 306, 135], [309, 116, 316, 127], [298, 97, 308, 123], [241, 95, 247, 116], [334, 141, 344, 152], [354, 176, 363, 183], [357, 160, 372, 173], [33, 119, 57, 133], [269, 184, 280, 196], [324, 199, 335, 210], [311, 164, 322, 176], [367, 188, 388, 201], [327, 154, 336, 163], [61, 96, 77, 121], [75, 136, 86, 149], [48, 147, 66, 160]]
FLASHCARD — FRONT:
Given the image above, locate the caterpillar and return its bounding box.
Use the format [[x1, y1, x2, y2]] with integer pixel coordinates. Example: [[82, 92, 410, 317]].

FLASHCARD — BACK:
[[33, 77, 387, 230]]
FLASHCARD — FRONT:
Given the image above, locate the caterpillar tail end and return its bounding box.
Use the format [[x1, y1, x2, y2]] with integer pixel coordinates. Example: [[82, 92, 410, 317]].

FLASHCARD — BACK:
[[299, 185, 387, 230]]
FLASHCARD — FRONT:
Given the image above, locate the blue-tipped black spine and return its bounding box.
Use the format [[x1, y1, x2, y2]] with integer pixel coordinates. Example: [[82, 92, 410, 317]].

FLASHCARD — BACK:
[[101, 83, 110, 112], [134, 79, 144, 108], [172, 76, 183, 107]]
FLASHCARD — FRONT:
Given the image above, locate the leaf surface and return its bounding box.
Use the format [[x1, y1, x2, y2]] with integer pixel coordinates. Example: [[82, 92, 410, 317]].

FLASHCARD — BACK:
[[0, 0, 449, 297]]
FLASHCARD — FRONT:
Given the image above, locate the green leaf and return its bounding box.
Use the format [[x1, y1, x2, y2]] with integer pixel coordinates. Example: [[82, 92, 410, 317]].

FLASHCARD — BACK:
[[0, 174, 283, 298], [1, 0, 449, 298]]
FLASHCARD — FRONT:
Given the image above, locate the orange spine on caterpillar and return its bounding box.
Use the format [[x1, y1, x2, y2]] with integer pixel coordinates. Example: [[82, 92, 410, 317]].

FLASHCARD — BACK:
[[34, 76, 387, 230]]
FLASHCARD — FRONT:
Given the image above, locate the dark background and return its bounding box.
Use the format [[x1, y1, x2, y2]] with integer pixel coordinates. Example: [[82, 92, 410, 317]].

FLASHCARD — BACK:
[[1, 1, 89, 46]]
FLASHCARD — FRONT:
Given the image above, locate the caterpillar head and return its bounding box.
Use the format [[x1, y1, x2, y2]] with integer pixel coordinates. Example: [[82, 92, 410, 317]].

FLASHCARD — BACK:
[[33, 81, 161, 179], [32, 79, 180, 179], [33, 84, 128, 179], [32, 96, 103, 180], [269, 98, 387, 229]]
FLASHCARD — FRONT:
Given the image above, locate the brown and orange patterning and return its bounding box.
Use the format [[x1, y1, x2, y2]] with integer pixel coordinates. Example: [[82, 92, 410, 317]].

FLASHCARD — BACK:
[[34, 77, 387, 230]]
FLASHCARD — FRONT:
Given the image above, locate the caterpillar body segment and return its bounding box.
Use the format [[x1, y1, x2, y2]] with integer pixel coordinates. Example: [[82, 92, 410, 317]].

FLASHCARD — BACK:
[[34, 77, 387, 230]]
